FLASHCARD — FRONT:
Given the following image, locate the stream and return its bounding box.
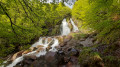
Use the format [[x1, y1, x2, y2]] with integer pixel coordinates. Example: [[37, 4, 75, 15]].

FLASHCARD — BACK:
[[4, 18, 79, 67]]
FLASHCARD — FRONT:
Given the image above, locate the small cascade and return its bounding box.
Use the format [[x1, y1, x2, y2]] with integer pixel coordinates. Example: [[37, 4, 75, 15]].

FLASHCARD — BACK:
[[31, 37, 43, 47], [7, 51, 36, 67], [70, 18, 79, 32], [61, 18, 71, 35], [49, 38, 59, 52]]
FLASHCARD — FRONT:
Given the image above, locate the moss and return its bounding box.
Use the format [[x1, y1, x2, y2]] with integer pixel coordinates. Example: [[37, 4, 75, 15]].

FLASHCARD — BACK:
[[104, 43, 119, 53], [103, 56, 120, 67], [79, 49, 103, 67], [69, 33, 88, 40]]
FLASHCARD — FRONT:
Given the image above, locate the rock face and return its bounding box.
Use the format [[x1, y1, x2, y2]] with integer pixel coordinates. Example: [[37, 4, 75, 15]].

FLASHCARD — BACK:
[[80, 37, 94, 47]]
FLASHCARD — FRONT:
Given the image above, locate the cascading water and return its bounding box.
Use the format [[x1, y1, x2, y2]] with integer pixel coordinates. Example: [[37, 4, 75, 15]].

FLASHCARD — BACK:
[[70, 18, 79, 32], [61, 18, 71, 35], [49, 38, 59, 52], [31, 37, 43, 47], [4, 17, 79, 67], [7, 51, 36, 67], [7, 37, 53, 67]]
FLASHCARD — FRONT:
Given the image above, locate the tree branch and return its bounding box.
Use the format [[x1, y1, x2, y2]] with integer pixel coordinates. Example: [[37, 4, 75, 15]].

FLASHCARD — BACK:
[[0, 3, 18, 37]]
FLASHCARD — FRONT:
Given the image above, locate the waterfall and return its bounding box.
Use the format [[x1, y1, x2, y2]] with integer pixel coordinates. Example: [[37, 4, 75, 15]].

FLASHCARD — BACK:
[[5, 18, 79, 67], [61, 18, 71, 35], [70, 18, 79, 32]]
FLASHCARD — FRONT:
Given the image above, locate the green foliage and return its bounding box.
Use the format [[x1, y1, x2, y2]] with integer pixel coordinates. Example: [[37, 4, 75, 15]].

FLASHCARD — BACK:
[[103, 55, 120, 67], [0, 0, 71, 57], [0, 44, 15, 57], [79, 48, 102, 66], [72, 0, 120, 44]]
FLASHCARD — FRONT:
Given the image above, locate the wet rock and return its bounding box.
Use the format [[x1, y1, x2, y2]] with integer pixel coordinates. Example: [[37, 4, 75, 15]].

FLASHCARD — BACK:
[[67, 48, 79, 57], [48, 37, 52, 42], [45, 52, 56, 63], [29, 47, 37, 51], [22, 50, 31, 55], [46, 46, 52, 51], [21, 55, 37, 66], [57, 50, 66, 65], [70, 56, 79, 65], [42, 37, 46, 43], [24, 55, 37, 60], [36, 48, 44, 53], [36, 45, 44, 48], [30, 60, 40, 67], [11, 51, 24, 61], [45, 52, 58, 67], [29, 56, 48, 67]]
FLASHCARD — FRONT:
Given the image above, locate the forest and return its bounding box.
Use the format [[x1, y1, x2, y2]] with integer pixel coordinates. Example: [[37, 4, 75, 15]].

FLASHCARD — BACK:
[[0, 0, 120, 67], [0, 0, 71, 57]]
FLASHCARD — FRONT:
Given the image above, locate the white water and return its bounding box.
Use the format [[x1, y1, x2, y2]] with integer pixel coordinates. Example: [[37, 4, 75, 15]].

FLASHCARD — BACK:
[[70, 18, 79, 32], [7, 51, 36, 67], [61, 18, 71, 35], [49, 38, 59, 52], [31, 37, 43, 47], [5, 18, 79, 67]]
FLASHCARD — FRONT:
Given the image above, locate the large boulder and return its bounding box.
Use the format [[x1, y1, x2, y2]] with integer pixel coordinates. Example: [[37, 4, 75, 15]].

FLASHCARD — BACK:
[[23, 55, 37, 64], [45, 52, 57, 67], [45, 52, 56, 63], [80, 37, 94, 47], [67, 48, 79, 57]]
